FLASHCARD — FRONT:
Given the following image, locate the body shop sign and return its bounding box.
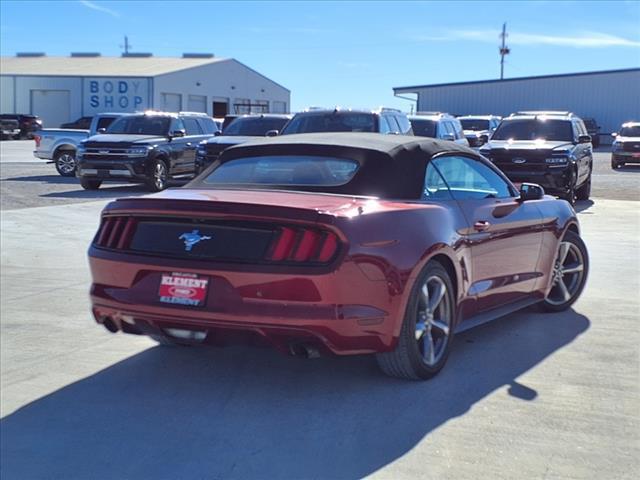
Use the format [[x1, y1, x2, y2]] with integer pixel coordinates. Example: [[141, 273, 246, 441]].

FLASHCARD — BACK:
[[83, 78, 149, 114]]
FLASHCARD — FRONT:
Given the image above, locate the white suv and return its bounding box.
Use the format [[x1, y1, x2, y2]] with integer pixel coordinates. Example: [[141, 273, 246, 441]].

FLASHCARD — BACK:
[[408, 112, 469, 146]]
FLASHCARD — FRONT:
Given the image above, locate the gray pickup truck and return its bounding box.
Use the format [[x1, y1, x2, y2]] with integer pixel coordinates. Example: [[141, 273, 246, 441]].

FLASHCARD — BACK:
[[33, 113, 123, 176]]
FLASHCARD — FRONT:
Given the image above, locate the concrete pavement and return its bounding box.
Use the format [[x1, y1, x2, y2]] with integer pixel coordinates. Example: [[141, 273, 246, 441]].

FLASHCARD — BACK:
[[0, 193, 638, 479]]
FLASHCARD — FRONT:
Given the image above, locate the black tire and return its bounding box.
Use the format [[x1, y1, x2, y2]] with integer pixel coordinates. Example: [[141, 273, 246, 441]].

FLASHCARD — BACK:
[[145, 158, 169, 192], [376, 261, 456, 380], [80, 178, 102, 190], [575, 172, 591, 201], [539, 230, 589, 313], [54, 150, 77, 177], [611, 159, 623, 169]]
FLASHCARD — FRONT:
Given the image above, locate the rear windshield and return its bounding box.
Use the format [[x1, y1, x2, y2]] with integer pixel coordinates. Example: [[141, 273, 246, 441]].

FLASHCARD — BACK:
[[107, 116, 170, 135], [460, 119, 490, 131], [492, 119, 574, 141], [619, 125, 640, 137], [281, 113, 376, 134], [223, 117, 289, 136], [203, 155, 359, 187], [409, 119, 437, 138]]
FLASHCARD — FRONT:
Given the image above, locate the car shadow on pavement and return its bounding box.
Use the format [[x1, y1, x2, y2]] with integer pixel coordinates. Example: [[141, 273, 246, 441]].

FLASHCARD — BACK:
[[39, 183, 190, 199], [1, 309, 589, 480], [1, 174, 80, 185], [574, 200, 595, 213]]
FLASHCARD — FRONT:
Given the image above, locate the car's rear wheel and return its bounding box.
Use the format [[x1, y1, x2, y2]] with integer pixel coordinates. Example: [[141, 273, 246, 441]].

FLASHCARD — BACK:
[[80, 178, 102, 190], [146, 158, 169, 192], [540, 230, 589, 312], [54, 150, 77, 177], [376, 261, 455, 380]]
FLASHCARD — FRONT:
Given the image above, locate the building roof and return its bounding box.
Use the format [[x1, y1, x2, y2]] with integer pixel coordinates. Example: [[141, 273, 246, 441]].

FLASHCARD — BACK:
[[394, 67, 640, 93], [0, 55, 230, 77]]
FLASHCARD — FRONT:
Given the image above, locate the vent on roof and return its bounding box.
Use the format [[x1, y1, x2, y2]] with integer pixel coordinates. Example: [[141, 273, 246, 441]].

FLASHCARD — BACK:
[[122, 52, 153, 58], [16, 52, 46, 57], [71, 52, 101, 57], [182, 53, 214, 58]]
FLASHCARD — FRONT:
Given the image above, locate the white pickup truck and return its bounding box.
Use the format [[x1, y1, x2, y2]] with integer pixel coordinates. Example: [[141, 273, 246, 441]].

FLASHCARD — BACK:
[[33, 113, 123, 176]]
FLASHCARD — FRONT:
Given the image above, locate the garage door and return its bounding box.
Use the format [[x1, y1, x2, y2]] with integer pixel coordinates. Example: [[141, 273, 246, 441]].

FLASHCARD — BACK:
[[161, 93, 182, 112], [187, 95, 207, 113], [31, 90, 70, 128]]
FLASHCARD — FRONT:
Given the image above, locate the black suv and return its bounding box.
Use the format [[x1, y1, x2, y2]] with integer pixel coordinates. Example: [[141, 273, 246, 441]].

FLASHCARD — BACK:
[[280, 108, 413, 135], [76, 112, 217, 191], [479, 111, 593, 204], [195, 114, 291, 174]]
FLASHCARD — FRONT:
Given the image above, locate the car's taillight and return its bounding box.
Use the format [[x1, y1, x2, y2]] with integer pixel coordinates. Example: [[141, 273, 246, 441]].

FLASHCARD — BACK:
[[267, 227, 339, 263], [94, 216, 137, 250], [34, 135, 41, 148]]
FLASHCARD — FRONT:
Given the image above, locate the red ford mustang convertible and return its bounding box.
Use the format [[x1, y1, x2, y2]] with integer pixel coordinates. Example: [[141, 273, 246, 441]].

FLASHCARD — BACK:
[[88, 133, 588, 380]]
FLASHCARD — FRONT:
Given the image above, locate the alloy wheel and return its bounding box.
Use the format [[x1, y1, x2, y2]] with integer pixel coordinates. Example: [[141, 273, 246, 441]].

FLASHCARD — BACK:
[[57, 153, 76, 174], [414, 275, 451, 367], [154, 162, 167, 190], [546, 241, 586, 305]]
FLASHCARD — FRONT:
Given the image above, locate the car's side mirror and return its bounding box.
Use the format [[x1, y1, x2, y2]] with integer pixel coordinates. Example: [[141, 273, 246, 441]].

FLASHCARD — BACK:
[[214, 130, 222, 136], [442, 133, 455, 141], [518, 183, 545, 202], [611, 132, 618, 138], [577, 134, 591, 144], [170, 129, 186, 138], [265, 129, 279, 137], [97, 128, 106, 134], [479, 134, 489, 144]]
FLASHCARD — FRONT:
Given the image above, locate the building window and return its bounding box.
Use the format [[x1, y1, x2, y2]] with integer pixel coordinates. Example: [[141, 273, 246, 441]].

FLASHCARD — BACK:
[[233, 98, 251, 114]]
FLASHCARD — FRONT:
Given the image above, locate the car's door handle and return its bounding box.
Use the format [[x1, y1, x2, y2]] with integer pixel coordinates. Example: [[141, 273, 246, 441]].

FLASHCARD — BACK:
[[474, 221, 491, 231]]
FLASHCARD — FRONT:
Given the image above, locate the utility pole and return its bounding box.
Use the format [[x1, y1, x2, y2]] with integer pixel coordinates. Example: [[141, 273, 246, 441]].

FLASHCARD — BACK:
[[499, 22, 510, 80], [121, 35, 131, 55]]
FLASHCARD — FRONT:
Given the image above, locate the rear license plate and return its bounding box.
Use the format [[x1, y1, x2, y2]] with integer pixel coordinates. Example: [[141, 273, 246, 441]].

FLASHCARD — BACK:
[[158, 272, 209, 307]]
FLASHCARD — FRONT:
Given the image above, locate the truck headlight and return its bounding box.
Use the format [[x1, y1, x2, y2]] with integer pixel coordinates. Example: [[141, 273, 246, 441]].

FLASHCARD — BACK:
[[128, 147, 150, 156]]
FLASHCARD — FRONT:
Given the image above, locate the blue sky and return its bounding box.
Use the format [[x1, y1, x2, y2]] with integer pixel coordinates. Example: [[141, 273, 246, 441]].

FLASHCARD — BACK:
[[1, 1, 639, 111]]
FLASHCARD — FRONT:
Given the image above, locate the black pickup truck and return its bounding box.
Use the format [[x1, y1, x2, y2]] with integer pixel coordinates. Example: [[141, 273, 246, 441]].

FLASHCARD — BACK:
[[479, 111, 593, 204], [76, 112, 217, 191]]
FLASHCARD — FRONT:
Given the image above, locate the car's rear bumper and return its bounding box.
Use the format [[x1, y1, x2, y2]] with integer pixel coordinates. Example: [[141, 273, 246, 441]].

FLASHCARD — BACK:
[[88, 254, 403, 355], [612, 152, 640, 164]]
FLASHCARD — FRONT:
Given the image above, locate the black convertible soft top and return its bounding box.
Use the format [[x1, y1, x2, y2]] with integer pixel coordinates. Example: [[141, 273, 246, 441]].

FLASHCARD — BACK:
[[189, 132, 480, 199]]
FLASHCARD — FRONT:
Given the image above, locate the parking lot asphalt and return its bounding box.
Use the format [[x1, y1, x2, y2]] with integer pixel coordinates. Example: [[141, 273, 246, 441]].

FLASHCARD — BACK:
[[1, 140, 639, 479]]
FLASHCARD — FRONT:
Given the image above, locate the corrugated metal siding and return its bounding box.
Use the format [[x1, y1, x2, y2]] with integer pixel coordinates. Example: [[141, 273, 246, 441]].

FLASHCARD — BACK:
[[410, 70, 640, 133]]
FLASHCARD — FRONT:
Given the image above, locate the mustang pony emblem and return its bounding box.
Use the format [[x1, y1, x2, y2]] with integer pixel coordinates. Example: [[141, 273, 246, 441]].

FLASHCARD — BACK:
[[179, 230, 212, 252]]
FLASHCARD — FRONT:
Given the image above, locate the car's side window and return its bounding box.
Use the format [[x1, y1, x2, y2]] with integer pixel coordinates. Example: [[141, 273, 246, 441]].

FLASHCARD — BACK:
[[171, 118, 186, 133], [182, 117, 203, 136], [422, 162, 453, 200], [432, 155, 514, 200], [379, 116, 392, 134], [385, 115, 400, 133]]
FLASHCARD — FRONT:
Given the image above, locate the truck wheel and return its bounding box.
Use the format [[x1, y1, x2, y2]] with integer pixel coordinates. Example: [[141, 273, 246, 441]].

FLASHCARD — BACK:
[[575, 171, 592, 201], [54, 151, 77, 177], [611, 159, 623, 169], [146, 159, 169, 192], [80, 178, 102, 190]]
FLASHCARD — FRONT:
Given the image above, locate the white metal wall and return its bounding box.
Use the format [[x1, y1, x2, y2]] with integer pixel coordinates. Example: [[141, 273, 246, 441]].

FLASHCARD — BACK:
[[153, 59, 290, 116], [406, 70, 640, 134]]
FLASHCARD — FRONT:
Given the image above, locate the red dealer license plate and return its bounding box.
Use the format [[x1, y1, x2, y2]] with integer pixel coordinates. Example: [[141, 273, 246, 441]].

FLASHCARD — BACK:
[[158, 272, 209, 307]]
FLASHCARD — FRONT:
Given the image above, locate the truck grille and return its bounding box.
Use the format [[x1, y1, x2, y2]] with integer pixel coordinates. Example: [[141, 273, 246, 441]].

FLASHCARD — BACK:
[[622, 142, 640, 152], [490, 149, 551, 172]]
